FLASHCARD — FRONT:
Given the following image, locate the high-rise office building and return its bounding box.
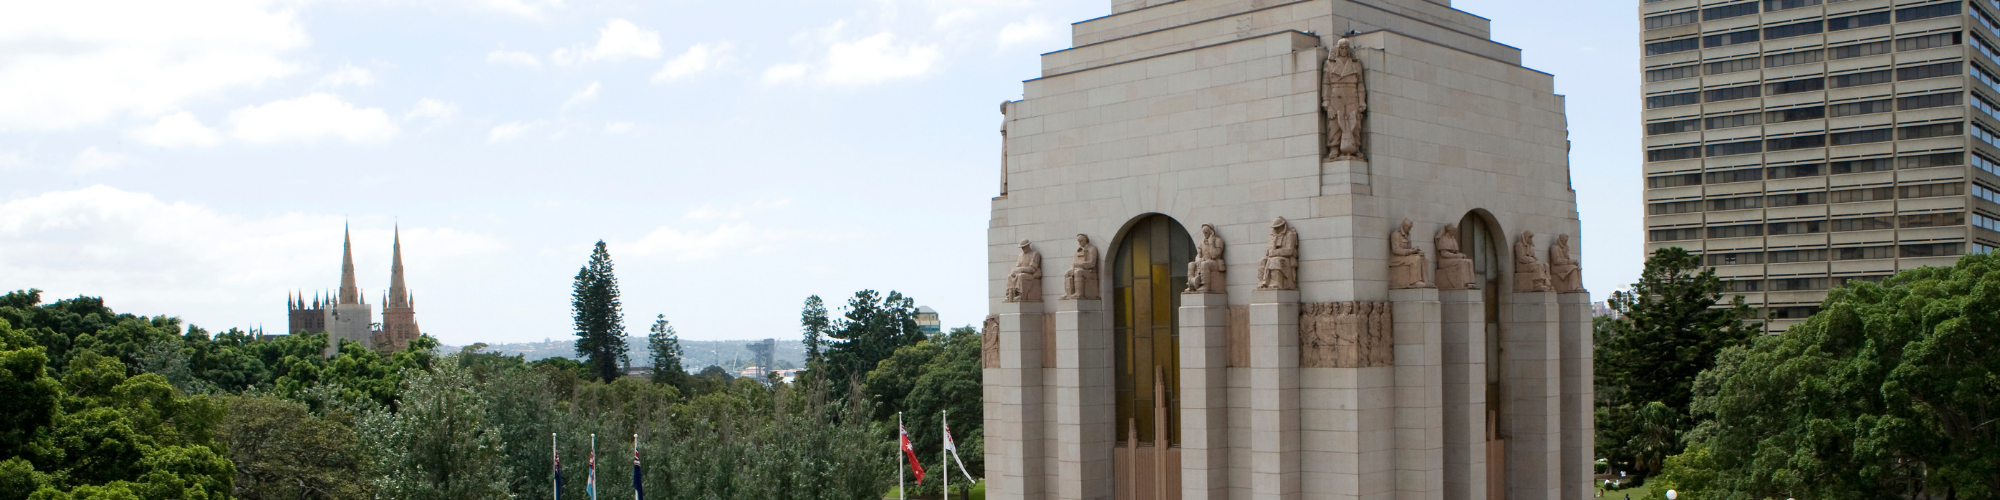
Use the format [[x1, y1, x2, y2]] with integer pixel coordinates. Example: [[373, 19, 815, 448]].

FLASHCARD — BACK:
[[1641, 0, 2000, 331]]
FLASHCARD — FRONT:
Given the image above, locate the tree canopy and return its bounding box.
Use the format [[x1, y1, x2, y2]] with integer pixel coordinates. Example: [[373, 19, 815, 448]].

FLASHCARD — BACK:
[[571, 241, 630, 381]]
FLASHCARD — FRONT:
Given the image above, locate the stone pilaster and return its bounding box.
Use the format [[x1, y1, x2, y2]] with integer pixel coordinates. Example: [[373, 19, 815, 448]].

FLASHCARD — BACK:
[[1249, 289, 1300, 500], [1438, 289, 1488, 500], [1503, 291, 1561, 500], [1391, 288, 1444, 500], [1557, 293, 1594, 500], [1054, 298, 1114, 500], [1179, 293, 1230, 500], [996, 300, 1047, 500]]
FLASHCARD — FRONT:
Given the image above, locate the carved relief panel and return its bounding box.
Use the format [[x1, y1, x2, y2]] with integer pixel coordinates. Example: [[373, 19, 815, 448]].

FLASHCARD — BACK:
[[1299, 301, 1394, 368]]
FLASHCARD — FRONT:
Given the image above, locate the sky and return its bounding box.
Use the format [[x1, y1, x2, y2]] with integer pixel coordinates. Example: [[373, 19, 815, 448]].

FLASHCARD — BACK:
[[0, 0, 1640, 344]]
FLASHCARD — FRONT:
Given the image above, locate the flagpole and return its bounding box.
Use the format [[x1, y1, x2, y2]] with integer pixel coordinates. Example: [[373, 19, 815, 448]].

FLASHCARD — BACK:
[[942, 411, 949, 500], [898, 412, 905, 500], [633, 433, 642, 500], [553, 433, 559, 500]]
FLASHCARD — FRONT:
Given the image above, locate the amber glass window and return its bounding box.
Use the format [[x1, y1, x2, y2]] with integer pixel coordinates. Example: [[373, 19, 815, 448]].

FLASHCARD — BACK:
[[1113, 215, 1192, 446]]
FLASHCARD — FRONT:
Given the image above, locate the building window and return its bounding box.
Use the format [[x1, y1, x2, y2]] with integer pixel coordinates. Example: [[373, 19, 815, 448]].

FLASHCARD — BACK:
[[1768, 191, 1828, 207], [1765, 0, 1822, 10], [1648, 38, 1701, 56], [1766, 50, 1824, 68], [1975, 123, 2000, 148], [1707, 112, 1763, 130], [1897, 61, 1963, 81], [1974, 183, 2000, 203], [1767, 77, 1826, 95], [1900, 152, 1965, 169], [1768, 220, 1827, 235], [1829, 11, 1892, 31], [1976, 213, 2000, 231], [1769, 249, 1829, 263], [1707, 57, 1763, 75], [1835, 246, 1897, 260], [1705, 84, 1762, 103], [1901, 183, 1966, 198], [1830, 69, 1893, 88], [1725, 280, 1765, 292], [1707, 251, 1767, 265], [1709, 196, 1764, 211], [1706, 2, 1762, 21], [1973, 92, 2000, 120], [1705, 29, 1763, 48], [1648, 172, 1704, 187], [1900, 122, 1965, 140], [1829, 40, 1892, 59], [1896, 1, 1962, 22], [1832, 216, 1898, 231], [1648, 146, 1704, 162], [1900, 212, 1967, 228], [1897, 32, 1962, 51], [1769, 278, 1832, 291], [1831, 128, 1894, 146], [1974, 7, 2000, 40], [1769, 306, 1822, 319], [1979, 244, 1997, 255], [1647, 65, 1700, 82], [1646, 11, 1701, 30], [1709, 224, 1767, 238], [1648, 118, 1702, 135], [1766, 20, 1826, 40], [1832, 187, 1897, 203], [1768, 163, 1825, 179], [1974, 63, 2000, 89], [1768, 106, 1827, 123], [1978, 154, 2000, 176], [1650, 227, 1704, 241], [1650, 200, 1704, 215], [1648, 91, 1701, 109], [1832, 158, 1894, 174], [1899, 92, 1963, 111], [1706, 168, 1765, 184], [1901, 242, 1966, 258], [1767, 134, 1828, 151], [1829, 99, 1893, 117]]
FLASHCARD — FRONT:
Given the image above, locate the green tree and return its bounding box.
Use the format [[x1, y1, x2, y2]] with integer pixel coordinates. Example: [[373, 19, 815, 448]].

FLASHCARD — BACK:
[[821, 290, 923, 395], [799, 295, 830, 368], [647, 315, 687, 388], [1653, 253, 2000, 499], [1594, 247, 1760, 475], [361, 359, 512, 499], [217, 393, 371, 499], [572, 241, 629, 381], [875, 326, 987, 497]]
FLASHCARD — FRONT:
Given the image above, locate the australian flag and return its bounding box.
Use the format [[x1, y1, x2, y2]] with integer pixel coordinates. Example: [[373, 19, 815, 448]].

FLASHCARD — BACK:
[[632, 437, 645, 500], [553, 434, 565, 499]]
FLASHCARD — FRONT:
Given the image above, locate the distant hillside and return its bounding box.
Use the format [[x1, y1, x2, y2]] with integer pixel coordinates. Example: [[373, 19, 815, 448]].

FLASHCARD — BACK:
[[446, 338, 806, 372]]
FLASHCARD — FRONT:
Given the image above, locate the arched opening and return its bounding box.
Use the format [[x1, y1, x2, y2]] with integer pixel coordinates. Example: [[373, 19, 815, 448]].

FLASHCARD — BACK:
[[1111, 214, 1192, 500], [1458, 210, 1507, 498]]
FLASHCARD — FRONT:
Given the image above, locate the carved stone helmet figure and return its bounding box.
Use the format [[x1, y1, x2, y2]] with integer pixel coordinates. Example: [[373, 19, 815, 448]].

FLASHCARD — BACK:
[[1186, 224, 1227, 294], [1258, 217, 1300, 290], [1062, 234, 1101, 300], [981, 314, 1001, 368], [1513, 231, 1552, 293], [1435, 224, 1478, 290], [1323, 37, 1368, 161], [1388, 219, 1433, 289], [1549, 234, 1584, 294], [1006, 239, 1043, 302]]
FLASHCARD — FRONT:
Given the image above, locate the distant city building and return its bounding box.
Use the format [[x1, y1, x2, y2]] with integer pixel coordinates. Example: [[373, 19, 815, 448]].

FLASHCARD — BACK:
[[915, 305, 940, 336], [285, 225, 423, 356], [1592, 301, 1620, 319]]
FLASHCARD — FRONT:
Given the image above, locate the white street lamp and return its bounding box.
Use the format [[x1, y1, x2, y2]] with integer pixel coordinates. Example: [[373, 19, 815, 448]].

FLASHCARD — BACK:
[[1666, 490, 1678, 500]]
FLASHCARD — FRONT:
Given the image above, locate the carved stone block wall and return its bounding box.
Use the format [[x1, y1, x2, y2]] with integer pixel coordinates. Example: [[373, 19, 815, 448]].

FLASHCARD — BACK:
[[1298, 302, 1395, 368]]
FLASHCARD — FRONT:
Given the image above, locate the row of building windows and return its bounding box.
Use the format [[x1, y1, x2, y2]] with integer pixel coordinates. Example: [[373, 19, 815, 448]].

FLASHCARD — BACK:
[[1647, 31, 1964, 82], [1978, 243, 1998, 254], [1650, 211, 1969, 241], [1649, 121, 1966, 161], [1975, 182, 2000, 203], [1647, 152, 1968, 188], [1978, 212, 2000, 231], [1646, 2, 1962, 54], [1708, 243, 1967, 266], [1648, 182, 1969, 214], [1647, 61, 1963, 109]]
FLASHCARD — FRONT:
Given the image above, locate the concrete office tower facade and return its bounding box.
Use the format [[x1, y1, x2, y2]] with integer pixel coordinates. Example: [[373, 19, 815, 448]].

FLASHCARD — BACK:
[[984, 0, 1594, 499], [1640, 0, 2000, 331]]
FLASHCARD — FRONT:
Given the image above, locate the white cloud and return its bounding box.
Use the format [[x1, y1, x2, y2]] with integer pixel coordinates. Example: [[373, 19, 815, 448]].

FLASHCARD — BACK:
[[485, 50, 543, 69], [603, 121, 636, 134], [621, 222, 785, 261], [997, 17, 1061, 49], [821, 33, 941, 85], [477, 0, 565, 18], [317, 63, 376, 87], [553, 19, 662, 65], [488, 121, 533, 143], [0, 1, 306, 131], [562, 82, 600, 109], [72, 148, 130, 173], [227, 93, 398, 145], [761, 63, 809, 85], [0, 151, 27, 171], [127, 112, 223, 148], [651, 42, 732, 83], [404, 98, 458, 121]]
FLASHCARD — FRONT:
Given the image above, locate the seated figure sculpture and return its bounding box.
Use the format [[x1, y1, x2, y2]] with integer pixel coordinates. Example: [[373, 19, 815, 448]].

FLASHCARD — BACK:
[[1434, 224, 1478, 290], [1258, 217, 1299, 290], [1186, 224, 1226, 294], [1062, 234, 1100, 300], [1513, 231, 1552, 292], [1549, 234, 1583, 294], [1388, 219, 1432, 289], [1006, 240, 1042, 302]]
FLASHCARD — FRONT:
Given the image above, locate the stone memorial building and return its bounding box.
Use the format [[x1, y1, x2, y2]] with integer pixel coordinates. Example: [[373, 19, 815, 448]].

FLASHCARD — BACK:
[[981, 1, 1594, 499]]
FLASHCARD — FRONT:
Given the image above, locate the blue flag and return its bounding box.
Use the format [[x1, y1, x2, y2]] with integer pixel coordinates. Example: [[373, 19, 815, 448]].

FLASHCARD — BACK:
[[632, 434, 644, 500]]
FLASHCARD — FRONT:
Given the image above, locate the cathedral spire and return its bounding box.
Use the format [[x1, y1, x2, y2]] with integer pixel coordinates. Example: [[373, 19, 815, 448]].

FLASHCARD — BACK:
[[340, 223, 360, 305], [389, 225, 409, 308]]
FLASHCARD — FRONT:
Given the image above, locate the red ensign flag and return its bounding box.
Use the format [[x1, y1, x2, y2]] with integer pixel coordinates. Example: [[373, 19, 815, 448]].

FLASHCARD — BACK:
[[899, 424, 926, 484]]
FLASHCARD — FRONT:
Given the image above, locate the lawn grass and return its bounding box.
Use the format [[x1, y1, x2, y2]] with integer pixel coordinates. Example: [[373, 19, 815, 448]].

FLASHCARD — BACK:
[[884, 481, 985, 500], [1599, 481, 1657, 500]]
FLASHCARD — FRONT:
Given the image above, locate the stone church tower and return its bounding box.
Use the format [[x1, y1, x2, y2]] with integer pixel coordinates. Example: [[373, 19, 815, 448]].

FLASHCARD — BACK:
[[324, 225, 375, 356], [983, 1, 1594, 500], [286, 225, 423, 356], [374, 227, 422, 352]]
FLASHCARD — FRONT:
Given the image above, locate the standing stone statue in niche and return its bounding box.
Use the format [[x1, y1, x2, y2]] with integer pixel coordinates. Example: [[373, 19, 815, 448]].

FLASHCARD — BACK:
[[1186, 224, 1227, 294], [1323, 37, 1368, 161], [1388, 219, 1433, 289], [1435, 224, 1478, 291], [1513, 231, 1553, 293], [1258, 217, 1300, 290], [1062, 234, 1101, 300], [999, 101, 1011, 197], [1549, 234, 1584, 294], [1006, 240, 1043, 302], [981, 314, 1001, 368]]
